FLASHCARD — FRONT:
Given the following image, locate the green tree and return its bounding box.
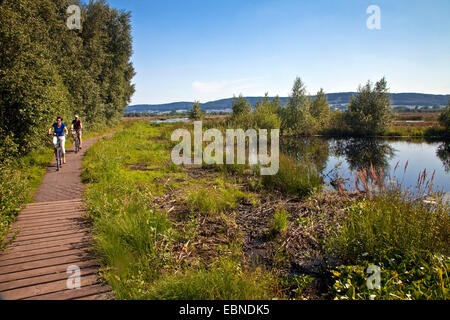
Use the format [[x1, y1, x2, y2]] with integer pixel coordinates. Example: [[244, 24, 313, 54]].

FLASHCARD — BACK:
[[439, 101, 450, 131], [281, 77, 317, 136], [345, 77, 392, 135], [231, 94, 252, 117], [189, 101, 204, 120], [0, 0, 135, 159], [311, 88, 330, 127], [253, 93, 281, 130]]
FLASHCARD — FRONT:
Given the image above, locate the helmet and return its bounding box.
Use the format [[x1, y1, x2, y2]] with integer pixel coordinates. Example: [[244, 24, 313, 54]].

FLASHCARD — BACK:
[[75, 115, 79, 119]]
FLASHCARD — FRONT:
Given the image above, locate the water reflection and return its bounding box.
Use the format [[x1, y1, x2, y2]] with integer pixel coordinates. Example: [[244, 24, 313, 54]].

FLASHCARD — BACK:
[[330, 138, 395, 174], [436, 141, 450, 173], [281, 137, 329, 172], [280, 137, 450, 193]]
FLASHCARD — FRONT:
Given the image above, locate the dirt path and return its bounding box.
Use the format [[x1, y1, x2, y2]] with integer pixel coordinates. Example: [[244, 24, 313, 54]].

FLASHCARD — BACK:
[[0, 134, 114, 300]]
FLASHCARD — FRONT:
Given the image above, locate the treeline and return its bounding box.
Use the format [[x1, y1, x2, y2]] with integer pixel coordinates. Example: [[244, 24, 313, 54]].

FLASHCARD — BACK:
[[190, 77, 449, 137], [190, 77, 392, 136], [0, 0, 135, 161]]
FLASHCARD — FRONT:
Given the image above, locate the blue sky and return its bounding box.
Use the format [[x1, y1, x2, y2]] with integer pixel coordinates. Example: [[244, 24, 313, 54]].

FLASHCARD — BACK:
[[102, 0, 450, 105]]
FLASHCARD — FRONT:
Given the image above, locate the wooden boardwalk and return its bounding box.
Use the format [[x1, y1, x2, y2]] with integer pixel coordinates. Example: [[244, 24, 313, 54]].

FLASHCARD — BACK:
[[0, 135, 113, 300]]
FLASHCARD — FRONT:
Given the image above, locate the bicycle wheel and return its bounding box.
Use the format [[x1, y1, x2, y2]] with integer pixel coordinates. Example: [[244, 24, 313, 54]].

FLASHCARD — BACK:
[[56, 148, 60, 171], [75, 136, 79, 153]]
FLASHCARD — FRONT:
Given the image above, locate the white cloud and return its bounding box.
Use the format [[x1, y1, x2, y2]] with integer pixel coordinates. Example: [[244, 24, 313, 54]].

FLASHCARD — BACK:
[[192, 80, 229, 94]]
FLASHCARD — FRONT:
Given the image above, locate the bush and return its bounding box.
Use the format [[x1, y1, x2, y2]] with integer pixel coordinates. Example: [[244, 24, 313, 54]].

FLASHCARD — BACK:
[[345, 78, 392, 136]]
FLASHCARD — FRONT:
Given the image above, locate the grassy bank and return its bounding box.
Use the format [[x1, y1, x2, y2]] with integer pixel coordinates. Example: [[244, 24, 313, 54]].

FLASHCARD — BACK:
[[82, 119, 449, 300]]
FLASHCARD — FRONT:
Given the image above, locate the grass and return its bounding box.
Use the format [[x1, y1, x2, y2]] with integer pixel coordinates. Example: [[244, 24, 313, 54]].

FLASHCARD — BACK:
[[187, 186, 246, 215], [146, 246, 276, 300], [269, 207, 289, 235], [262, 154, 322, 197], [326, 190, 449, 264], [81, 118, 449, 300], [325, 174, 450, 300], [82, 120, 282, 299]]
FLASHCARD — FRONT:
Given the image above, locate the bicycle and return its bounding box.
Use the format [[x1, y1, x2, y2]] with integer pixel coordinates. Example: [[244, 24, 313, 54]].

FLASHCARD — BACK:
[[51, 133, 64, 171], [73, 130, 81, 154]]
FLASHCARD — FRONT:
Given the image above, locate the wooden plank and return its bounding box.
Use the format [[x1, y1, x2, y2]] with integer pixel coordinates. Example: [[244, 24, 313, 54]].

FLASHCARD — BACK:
[[22, 201, 82, 208], [0, 241, 89, 261], [14, 213, 83, 225], [12, 219, 86, 230], [9, 231, 88, 248], [0, 254, 92, 275], [13, 229, 87, 243], [76, 292, 113, 300], [0, 266, 98, 292], [0, 259, 99, 283], [18, 209, 84, 219], [10, 223, 90, 238], [11, 220, 87, 232], [1, 274, 100, 300], [5, 234, 90, 253], [26, 199, 82, 207], [24, 283, 110, 300], [0, 248, 90, 267]]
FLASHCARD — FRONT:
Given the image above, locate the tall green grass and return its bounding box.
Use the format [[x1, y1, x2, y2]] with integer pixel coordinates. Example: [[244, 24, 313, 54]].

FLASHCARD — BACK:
[[187, 186, 246, 215], [262, 154, 322, 197], [326, 189, 449, 264], [326, 184, 450, 300], [147, 247, 276, 300], [269, 207, 289, 235]]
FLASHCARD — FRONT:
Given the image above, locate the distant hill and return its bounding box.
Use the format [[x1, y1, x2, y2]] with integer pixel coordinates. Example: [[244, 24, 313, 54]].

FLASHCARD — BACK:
[[126, 93, 450, 114]]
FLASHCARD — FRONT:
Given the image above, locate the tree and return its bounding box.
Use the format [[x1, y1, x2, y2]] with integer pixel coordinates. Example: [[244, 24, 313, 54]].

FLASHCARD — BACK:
[[189, 101, 204, 120], [0, 0, 135, 159], [439, 100, 450, 131], [281, 77, 317, 136], [253, 93, 281, 130], [345, 77, 392, 135], [232, 94, 252, 117], [311, 88, 330, 127]]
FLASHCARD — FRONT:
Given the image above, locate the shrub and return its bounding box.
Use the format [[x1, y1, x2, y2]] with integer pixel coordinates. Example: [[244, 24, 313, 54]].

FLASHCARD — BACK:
[[345, 77, 392, 136], [270, 207, 289, 235]]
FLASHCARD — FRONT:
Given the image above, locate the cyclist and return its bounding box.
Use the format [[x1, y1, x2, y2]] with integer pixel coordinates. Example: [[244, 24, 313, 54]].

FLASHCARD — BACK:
[[71, 115, 83, 149], [48, 116, 68, 164]]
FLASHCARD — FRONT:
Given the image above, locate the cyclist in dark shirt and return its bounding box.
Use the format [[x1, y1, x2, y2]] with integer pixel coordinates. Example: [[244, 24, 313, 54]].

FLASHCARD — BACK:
[[71, 115, 83, 149]]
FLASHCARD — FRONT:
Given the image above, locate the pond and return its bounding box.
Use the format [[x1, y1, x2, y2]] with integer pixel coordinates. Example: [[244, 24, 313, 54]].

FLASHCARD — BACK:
[[150, 117, 189, 123], [281, 137, 450, 200]]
